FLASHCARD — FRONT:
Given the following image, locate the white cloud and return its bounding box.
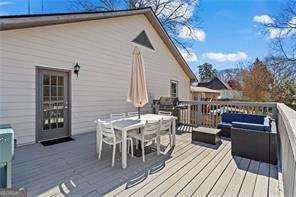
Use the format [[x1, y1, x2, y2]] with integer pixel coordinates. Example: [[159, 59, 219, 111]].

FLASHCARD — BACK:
[[203, 52, 248, 62], [0, 1, 13, 6], [269, 28, 287, 39], [253, 15, 296, 39], [179, 26, 206, 41], [178, 48, 198, 62], [253, 15, 274, 24], [289, 17, 296, 28], [268, 17, 296, 38]]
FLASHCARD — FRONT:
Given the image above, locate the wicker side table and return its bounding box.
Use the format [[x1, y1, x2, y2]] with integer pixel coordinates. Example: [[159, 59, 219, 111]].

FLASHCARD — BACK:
[[192, 127, 221, 145]]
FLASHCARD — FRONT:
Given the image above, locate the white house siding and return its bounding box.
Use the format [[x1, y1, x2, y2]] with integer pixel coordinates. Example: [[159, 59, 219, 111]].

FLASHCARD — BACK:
[[0, 14, 191, 145]]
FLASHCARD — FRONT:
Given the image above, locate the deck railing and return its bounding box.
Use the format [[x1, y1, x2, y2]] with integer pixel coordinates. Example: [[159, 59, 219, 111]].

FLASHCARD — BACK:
[[177, 100, 295, 196], [178, 100, 278, 128], [277, 103, 296, 197]]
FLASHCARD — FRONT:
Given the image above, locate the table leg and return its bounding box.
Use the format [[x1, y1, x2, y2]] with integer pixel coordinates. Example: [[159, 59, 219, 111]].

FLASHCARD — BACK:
[[172, 119, 176, 146], [122, 129, 127, 169], [97, 131, 102, 160], [7, 160, 12, 188], [156, 135, 160, 155], [137, 128, 142, 150]]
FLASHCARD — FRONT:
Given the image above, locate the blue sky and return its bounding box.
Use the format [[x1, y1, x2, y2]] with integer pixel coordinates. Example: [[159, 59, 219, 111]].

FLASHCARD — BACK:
[[0, 0, 286, 73], [186, 0, 285, 72]]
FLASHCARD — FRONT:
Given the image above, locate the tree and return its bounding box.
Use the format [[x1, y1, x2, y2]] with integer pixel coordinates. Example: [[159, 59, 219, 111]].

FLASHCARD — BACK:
[[227, 79, 242, 90], [261, 0, 296, 62], [198, 63, 217, 82], [265, 55, 296, 109], [73, 0, 200, 49], [264, 55, 296, 84], [242, 58, 274, 102]]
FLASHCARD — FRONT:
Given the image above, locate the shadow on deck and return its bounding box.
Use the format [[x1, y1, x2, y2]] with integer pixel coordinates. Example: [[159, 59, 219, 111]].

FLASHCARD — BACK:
[[12, 130, 280, 196]]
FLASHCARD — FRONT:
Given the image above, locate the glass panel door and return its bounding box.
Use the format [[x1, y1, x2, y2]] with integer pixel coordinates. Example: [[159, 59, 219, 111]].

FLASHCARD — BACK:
[[37, 68, 69, 141]]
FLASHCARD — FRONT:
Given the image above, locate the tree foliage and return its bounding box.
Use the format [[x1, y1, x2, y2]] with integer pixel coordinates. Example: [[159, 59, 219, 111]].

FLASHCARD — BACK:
[[198, 63, 217, 82], [256, 0, 296, 108], [227, 79, 242, 90], [261, 0, 296, 62], [218, 66, 247, 90], [265, 56, 296, 108], [242, 58, 274, 102]]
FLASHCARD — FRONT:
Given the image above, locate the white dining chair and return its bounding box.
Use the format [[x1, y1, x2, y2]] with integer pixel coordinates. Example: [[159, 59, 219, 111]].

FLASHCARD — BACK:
[[95, 119, 105, 154], [159, 118, 173, 149], [110, 113, 126, 121], [129, 120, 161, 162], [158, 111, 172, 116], [127, 112, 138, 117], [97, 120, 133, 167]]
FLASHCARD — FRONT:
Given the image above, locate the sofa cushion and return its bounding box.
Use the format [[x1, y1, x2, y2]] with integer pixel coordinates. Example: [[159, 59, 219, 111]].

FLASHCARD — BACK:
[[220, 113, 235, 123], [232, 121, 271, 131], [218, 122, 232, 129], [243, 114, 266, 124], [221, 113, 266, 124]]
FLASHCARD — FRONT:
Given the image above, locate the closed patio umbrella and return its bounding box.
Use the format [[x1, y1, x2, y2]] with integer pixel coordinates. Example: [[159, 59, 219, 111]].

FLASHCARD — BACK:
[[127, 46, 148, 119]]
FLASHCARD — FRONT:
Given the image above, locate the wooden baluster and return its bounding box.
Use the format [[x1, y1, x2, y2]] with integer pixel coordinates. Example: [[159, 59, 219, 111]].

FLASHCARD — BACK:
[[189, 104, 191, 125], [194, 104, 197, 126], [272, 105, 277, 120], [203, 103, 206, 126], [195, 104, 197, 126]]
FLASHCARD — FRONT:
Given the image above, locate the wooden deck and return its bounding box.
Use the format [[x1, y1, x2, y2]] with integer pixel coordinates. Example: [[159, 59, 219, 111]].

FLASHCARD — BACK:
[[12, 129, 280, 196]]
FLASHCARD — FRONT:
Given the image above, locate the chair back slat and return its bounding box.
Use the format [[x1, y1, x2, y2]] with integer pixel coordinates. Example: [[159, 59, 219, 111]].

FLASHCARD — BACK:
[[111, 113, 126, 120], [143, 120, 161, 135], [127, 112, 138, 117], [100, 122, 115, 139], [96, 119, 105, 130], [161, 118, 172, 130], [158, 111, 172, 116]]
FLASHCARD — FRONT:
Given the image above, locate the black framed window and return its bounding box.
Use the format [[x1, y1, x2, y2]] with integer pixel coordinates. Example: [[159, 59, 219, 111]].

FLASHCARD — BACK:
[[170, 80, 178, 97]]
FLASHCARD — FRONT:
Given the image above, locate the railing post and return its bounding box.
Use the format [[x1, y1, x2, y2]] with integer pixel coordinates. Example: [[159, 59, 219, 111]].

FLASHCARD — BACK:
[[272, 104, 278, 121], [188, 103, 191, 125], [197, 102, 202, 126]]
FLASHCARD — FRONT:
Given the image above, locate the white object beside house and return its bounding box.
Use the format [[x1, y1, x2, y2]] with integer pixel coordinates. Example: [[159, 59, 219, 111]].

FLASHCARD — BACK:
[[0, 8, 196, 145]]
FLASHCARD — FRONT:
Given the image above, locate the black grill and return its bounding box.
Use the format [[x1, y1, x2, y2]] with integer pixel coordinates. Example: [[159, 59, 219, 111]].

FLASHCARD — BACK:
[[153, 97, 188, 124]]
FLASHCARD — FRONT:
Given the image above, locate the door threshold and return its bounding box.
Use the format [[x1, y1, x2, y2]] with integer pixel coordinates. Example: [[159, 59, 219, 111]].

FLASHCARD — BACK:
[[40, 137, 74, 146]]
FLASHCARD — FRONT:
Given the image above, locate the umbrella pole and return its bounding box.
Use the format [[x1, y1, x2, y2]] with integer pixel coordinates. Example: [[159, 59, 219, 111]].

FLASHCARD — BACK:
[[138, 107, 142, 151]]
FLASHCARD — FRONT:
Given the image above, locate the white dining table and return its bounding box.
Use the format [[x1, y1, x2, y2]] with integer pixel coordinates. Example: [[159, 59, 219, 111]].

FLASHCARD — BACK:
[[102, 114, 176, 169]]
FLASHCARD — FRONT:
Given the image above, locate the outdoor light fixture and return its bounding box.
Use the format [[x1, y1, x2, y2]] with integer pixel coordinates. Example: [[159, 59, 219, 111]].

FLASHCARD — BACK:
[[74, 61, 80, 77]]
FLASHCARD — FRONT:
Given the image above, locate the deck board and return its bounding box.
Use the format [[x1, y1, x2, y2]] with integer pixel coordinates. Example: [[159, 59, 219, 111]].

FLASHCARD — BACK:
[[253, 162, 270, 197], [177, 143, 231, 196], [239, 160, 260, 197], [12, 131, 280, 197], [207, 156, 242, 197], [162, 142, 229, 196], [192, 149, 233, 196], [269, 164, 280, 197], [106, 140, 198, 196]]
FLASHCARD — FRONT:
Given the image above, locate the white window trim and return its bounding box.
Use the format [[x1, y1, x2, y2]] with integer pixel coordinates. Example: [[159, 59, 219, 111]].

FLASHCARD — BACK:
[[170, 80, 178, 97]]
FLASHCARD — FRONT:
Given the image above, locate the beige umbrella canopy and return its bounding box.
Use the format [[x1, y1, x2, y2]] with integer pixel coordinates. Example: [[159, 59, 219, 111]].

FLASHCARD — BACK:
[[127, 46, 148, 118]]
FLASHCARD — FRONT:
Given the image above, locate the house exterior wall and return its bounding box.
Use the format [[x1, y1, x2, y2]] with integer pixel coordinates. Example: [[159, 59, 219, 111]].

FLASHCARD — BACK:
[[191, 92, 219, 101], [220, 90, 242, 100], [0, 15, 191, 145]]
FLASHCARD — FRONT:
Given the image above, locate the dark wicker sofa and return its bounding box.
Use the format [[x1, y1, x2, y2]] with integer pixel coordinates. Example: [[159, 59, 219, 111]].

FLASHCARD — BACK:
[[217, 113, 271, 138], [231, 121, 277, 164]]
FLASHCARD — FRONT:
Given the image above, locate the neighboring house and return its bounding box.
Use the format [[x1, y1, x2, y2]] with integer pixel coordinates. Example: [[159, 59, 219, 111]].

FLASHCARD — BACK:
[[197, 77, 242, 100], [190, 86, 220, 101], [0, 8, 196, 145]]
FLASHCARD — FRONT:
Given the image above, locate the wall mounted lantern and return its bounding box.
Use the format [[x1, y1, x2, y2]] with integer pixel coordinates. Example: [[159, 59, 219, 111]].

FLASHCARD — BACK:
[[74, 61, 80, 77]]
